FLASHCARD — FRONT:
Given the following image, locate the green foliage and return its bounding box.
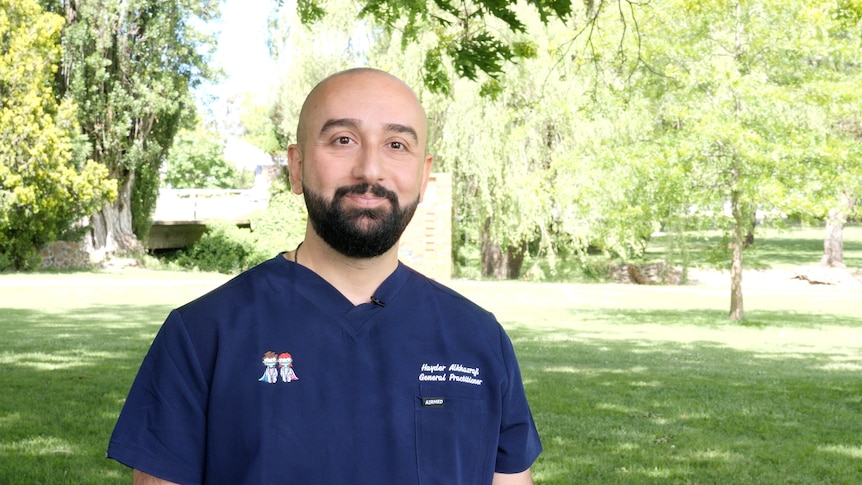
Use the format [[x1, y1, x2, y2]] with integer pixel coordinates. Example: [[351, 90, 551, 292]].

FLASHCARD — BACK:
[[175, 220, 266, 274], [131, 155, 162, 243], [238, 100, 284, 156], [173, 177, 306, 274], [163, 128, 244, 189], [266, 0, 861, 287], [422, 49, 451, 95], [46, 0, 221, 250], [294, 0, 578, 93], [0, 0, 116, 270], [622, 0, 862, 317], [248, 177, 307, 254]]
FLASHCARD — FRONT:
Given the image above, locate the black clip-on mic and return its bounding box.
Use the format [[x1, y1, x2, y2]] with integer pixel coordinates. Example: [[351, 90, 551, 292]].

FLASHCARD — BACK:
[[370, 296, 386, 307]]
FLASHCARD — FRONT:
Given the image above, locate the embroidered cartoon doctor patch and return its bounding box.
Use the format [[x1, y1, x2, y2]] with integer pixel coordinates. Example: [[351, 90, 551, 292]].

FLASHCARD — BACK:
[[259, 350, 299, 384], [278, 352, 299, 383]]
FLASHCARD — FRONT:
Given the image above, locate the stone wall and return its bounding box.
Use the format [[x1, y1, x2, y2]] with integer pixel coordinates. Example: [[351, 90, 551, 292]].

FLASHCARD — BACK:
[[39, 241, 91, 270]]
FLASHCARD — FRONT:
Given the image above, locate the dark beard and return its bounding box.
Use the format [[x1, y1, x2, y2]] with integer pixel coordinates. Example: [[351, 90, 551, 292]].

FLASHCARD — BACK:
[[303, 182, 419, 258]]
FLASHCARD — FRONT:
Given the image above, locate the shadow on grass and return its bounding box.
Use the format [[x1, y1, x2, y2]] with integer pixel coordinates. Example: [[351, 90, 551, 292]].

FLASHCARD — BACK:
[[506, 323, 862, 484], [0, 305, 172, 485]]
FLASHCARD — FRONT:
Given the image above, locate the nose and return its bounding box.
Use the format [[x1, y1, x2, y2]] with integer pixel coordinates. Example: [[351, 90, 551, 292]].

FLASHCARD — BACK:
[[351, 144, 383, 183]]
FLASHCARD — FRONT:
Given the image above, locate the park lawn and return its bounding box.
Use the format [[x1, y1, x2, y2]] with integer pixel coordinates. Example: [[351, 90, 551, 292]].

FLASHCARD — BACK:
[[645, 223, 862, 270], [0, 271, 227, 484], [1, 255, 860, 483], [466, 281, 862, 484]]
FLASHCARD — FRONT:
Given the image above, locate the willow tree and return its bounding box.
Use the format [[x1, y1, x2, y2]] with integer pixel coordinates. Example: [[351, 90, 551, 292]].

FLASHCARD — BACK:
[[269, 0, 676, 279], [40, 0, 219, 255]]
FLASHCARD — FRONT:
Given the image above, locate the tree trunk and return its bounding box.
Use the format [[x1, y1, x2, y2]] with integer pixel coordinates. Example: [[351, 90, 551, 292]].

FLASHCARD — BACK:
[[84, 168, 142, 259], [480, 218, 527, 279], [481, 240, 506, 279], [728, 189, 745, 322], [505, 241, 528, 279], [819, 193, 856, 268]]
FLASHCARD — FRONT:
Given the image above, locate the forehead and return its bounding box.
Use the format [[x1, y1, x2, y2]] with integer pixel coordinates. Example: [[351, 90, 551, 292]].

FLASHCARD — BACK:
[[304, 72, 427, 140]]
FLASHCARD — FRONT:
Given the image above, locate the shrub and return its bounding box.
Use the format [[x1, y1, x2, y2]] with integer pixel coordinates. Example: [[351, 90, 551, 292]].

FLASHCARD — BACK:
[[175, 221, 267, 274], [248, 185, 307, 255]]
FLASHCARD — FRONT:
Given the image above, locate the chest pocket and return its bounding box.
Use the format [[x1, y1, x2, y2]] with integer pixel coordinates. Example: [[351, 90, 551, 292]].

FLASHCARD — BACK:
[[414, 383, 495, 485]]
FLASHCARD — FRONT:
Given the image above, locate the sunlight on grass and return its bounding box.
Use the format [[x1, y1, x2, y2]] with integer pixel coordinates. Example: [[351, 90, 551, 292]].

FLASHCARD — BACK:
[[542, 365, 651, 376], [678, 412, 711, 420], [0, 413, 21, 427], [642, 467, 673, 478], [630, 380, 663, 388], [818, 444, 862, 459], [597, 402, 639, 414], [541, 366, 591, 374], [0, 436, 74, 455], [817, 362, 862, 371], [0, 350, 123, 370], [682, 449, 744, 462]]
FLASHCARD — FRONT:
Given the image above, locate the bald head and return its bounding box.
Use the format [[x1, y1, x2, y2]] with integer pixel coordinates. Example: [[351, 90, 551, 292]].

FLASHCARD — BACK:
[[294, 68, 428, 151]]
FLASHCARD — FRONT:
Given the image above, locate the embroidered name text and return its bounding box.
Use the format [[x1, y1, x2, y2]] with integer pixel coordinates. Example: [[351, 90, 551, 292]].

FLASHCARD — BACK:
[[418, 362, 483, 386]]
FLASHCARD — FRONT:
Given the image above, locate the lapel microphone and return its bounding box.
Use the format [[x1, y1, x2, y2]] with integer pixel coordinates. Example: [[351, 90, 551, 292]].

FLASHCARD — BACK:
[[370, 296, 387, 307]]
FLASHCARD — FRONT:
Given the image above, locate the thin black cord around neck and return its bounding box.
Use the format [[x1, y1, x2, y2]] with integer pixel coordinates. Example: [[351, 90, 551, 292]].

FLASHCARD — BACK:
[[293, 242, 302, 264]]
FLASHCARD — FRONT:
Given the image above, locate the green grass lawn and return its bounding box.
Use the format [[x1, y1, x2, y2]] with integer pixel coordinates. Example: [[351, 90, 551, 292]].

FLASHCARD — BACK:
[[1, 227, 860, 483], [646, 223, 862, 270], [465, 281, 862, 484]]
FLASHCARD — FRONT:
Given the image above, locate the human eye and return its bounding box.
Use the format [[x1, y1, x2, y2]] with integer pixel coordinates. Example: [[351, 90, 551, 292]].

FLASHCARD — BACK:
[[335, 136, 353, 145], [388, 141, 405, 150]]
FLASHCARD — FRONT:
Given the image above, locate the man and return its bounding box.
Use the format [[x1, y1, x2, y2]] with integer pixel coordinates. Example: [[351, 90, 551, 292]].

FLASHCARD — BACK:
[[108, 68, 542, 484]]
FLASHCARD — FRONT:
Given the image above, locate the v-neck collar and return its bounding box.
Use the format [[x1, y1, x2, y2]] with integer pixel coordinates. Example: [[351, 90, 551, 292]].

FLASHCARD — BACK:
[[278, 254, 411, 335]]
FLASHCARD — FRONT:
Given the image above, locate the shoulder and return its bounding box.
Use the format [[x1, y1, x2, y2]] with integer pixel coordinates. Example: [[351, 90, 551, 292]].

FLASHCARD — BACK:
[[178, 255, 290, 314], [399, 265, 506, 344], [403, 265, 494, 317]]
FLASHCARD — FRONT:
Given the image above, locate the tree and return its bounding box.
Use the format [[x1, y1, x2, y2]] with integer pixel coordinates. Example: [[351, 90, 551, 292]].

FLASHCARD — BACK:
[[629, 0, 862, 320], [783, 2, 862, 269], [238, 97, 283, 158], [266, 0, 861, 293], [269, 1, 557, 279], [288, 0, 672, 95], [41, 0, 220, 253], [268, 1, 676, 280], [163, 128, 243, 189], [425, 2, 685, 280], [0, 0, 115, 270]]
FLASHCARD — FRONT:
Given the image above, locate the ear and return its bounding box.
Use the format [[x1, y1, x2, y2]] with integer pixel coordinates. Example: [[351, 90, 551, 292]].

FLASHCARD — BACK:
[[287, 144, 303, 195], [418, 153, 434, 203]]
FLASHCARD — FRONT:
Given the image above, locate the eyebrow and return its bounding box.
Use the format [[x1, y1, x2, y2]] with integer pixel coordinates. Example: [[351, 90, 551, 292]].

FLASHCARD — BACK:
[[320, 118, 360, 135], [319, 118, 419, 144]]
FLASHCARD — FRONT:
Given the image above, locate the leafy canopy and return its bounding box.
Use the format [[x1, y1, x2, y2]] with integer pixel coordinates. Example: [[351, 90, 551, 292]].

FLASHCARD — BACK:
[[0, 0, 116, 270], [290, 0, 575, 93], [163, 129, 248, 189]]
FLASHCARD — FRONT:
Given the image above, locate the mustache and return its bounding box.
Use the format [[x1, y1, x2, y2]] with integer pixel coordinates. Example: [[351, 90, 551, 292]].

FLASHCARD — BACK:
[[333, 183, 398, 205]]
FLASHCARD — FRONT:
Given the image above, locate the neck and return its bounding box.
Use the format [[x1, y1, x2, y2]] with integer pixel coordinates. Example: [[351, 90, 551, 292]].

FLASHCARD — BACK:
[[293, 231, 399, 306]]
